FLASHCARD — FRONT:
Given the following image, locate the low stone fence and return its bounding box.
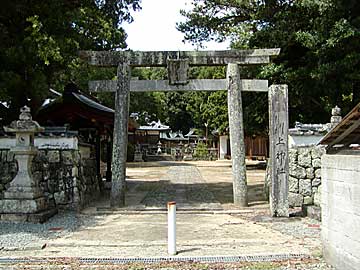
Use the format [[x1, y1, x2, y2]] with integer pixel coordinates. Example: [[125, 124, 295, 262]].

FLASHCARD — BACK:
[[288, 146, 325, 208], [0, 137, 100, 210]]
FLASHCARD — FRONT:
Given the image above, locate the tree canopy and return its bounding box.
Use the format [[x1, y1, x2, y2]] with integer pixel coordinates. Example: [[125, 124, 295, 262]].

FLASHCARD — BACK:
[[0, 0, 140, 121], [177, 0, 360, 126], [2, 0, 359, 137]]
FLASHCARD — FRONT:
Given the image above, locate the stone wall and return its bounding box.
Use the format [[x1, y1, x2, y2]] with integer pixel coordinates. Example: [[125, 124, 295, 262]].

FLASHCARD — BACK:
[[0, 144, 99, 210], [321, 154, 360, 270], [288, 146, 325, 207]]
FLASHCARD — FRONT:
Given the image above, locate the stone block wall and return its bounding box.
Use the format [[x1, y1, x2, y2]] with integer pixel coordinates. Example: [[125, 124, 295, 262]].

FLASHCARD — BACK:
[[321, 154, 360, 270], [0, 151, 17, 195], [288, 146, 325, 207], [0, 147, 99, 210]]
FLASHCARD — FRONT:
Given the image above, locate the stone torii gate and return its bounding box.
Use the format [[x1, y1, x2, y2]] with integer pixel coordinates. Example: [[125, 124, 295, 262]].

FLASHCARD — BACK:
[[80, 49, 289, 217]]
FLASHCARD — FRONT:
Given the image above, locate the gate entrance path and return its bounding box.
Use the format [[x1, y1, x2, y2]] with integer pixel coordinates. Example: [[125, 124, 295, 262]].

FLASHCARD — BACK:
[[93, 160, 267, 211], [80, 48, 290, 217], [0, 161, 323, 261]]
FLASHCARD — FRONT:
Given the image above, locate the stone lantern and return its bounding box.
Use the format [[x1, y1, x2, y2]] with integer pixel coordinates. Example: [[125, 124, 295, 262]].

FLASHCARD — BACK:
[[0, 106, 57, 222], [330, 105, 342, 128]]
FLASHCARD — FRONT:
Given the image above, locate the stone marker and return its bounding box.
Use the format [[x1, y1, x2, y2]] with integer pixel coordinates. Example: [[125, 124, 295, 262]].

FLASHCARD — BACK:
[[269, 85, 289, 217], [227, 63, 248, 207]]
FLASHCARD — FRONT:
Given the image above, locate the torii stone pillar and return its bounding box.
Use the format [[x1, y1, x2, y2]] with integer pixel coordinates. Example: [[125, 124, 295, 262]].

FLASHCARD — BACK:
[[227, 63, 248, 207], [269, 85, 289, 217], [110, 62, 130, 207]]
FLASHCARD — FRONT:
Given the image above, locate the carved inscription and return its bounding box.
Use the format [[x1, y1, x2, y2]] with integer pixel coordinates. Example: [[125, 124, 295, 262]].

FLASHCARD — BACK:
[[167, 59, 189, 85], [269, 85, 289, 217]]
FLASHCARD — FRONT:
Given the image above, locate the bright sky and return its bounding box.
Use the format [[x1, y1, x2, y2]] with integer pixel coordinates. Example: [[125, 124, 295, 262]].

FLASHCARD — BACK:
[[123, 0, 230, 51]]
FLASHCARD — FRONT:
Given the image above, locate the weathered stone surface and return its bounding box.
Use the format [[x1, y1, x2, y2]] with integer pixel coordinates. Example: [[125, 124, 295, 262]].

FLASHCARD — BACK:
[[72, 166, 79, 177], [90, 79, 269, 93], [312, 178, 321, 187], [299, 179, 312, 196], [311, 146, 325, 159], [1, 151, 7, 162], [80, 48, 281, 67], [303, 205, 321, 221], [298, 148, 312, 168], [314, 184, 321, 206], [289, 192, 303, 207], [289, 148, 297, 164], [1, 146, 99, 214], [289, 163, 306, 179], [303, 196, 313, 205], [54, 191, 68, 205], [61, 151, 74, 165], [110, 62, 130, 207], [288, 144, 325, 209], [289, 176, 299, 193], [48, 151, 60, 163], [269, 84, 289, 217], [227, 63, 247, 207], [306, 167, 315, 179], [263, 160, 271, 201], [1, 197, 48, 213], [312, 158, 321, 168], [6, 151, 15, 162]]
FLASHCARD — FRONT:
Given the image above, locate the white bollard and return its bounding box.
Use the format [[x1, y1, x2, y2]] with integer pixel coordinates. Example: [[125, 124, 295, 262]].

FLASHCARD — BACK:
[[167, 201, 177, 255]]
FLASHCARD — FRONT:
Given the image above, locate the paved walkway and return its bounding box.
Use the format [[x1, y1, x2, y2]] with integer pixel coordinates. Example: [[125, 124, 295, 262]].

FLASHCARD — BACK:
[[0, 161, 322, 262], [140, 165, 222, 209]]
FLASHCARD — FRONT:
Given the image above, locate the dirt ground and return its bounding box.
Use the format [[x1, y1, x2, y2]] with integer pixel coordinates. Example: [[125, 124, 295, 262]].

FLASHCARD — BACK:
[[0, 160, 330, 269]]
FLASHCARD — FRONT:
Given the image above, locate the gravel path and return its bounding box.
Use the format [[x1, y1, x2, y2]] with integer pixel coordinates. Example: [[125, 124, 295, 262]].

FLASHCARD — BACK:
[[0, 211, 94, 250]]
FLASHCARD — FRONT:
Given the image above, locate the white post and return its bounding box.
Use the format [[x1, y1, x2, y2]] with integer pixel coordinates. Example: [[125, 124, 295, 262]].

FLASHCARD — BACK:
[[167, 201, 177, 255], [219, 135, 228, 160]]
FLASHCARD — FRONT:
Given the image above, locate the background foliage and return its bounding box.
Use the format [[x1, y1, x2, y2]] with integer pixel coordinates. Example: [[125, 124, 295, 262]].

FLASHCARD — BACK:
[[177, 0, 360, 129], [2, 0, 359, 137], [0, 0, 140, 121]]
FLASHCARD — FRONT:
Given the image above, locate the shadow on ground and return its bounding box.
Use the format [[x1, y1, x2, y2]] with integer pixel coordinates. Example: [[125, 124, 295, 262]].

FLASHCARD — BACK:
[[123, 180, 267, 207]]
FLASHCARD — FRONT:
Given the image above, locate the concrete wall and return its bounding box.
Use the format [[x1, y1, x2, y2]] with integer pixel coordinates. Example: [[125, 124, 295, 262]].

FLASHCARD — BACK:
[[0, 137, 100, 210], [288, 146, 325, 207], [321, 154, 360, 270]]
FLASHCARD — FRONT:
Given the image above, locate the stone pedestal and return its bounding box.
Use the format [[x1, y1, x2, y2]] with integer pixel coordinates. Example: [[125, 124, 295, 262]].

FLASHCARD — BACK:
[[0, 106, 57, 222]]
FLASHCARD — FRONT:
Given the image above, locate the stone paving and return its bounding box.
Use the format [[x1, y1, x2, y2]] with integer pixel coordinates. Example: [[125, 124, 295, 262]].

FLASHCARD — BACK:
[[0, 160, 328, 269]]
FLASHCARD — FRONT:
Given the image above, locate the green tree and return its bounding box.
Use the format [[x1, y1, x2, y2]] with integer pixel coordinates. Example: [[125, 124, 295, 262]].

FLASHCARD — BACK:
[[0, 0, 141, 122], [178, 0, 360, 125]]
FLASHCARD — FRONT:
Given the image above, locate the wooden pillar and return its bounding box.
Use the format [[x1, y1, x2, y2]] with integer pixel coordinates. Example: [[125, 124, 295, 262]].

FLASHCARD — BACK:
[[227, 63, 248, 207], [269, 85, 289, 217], [110, 62, 130, 207]]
